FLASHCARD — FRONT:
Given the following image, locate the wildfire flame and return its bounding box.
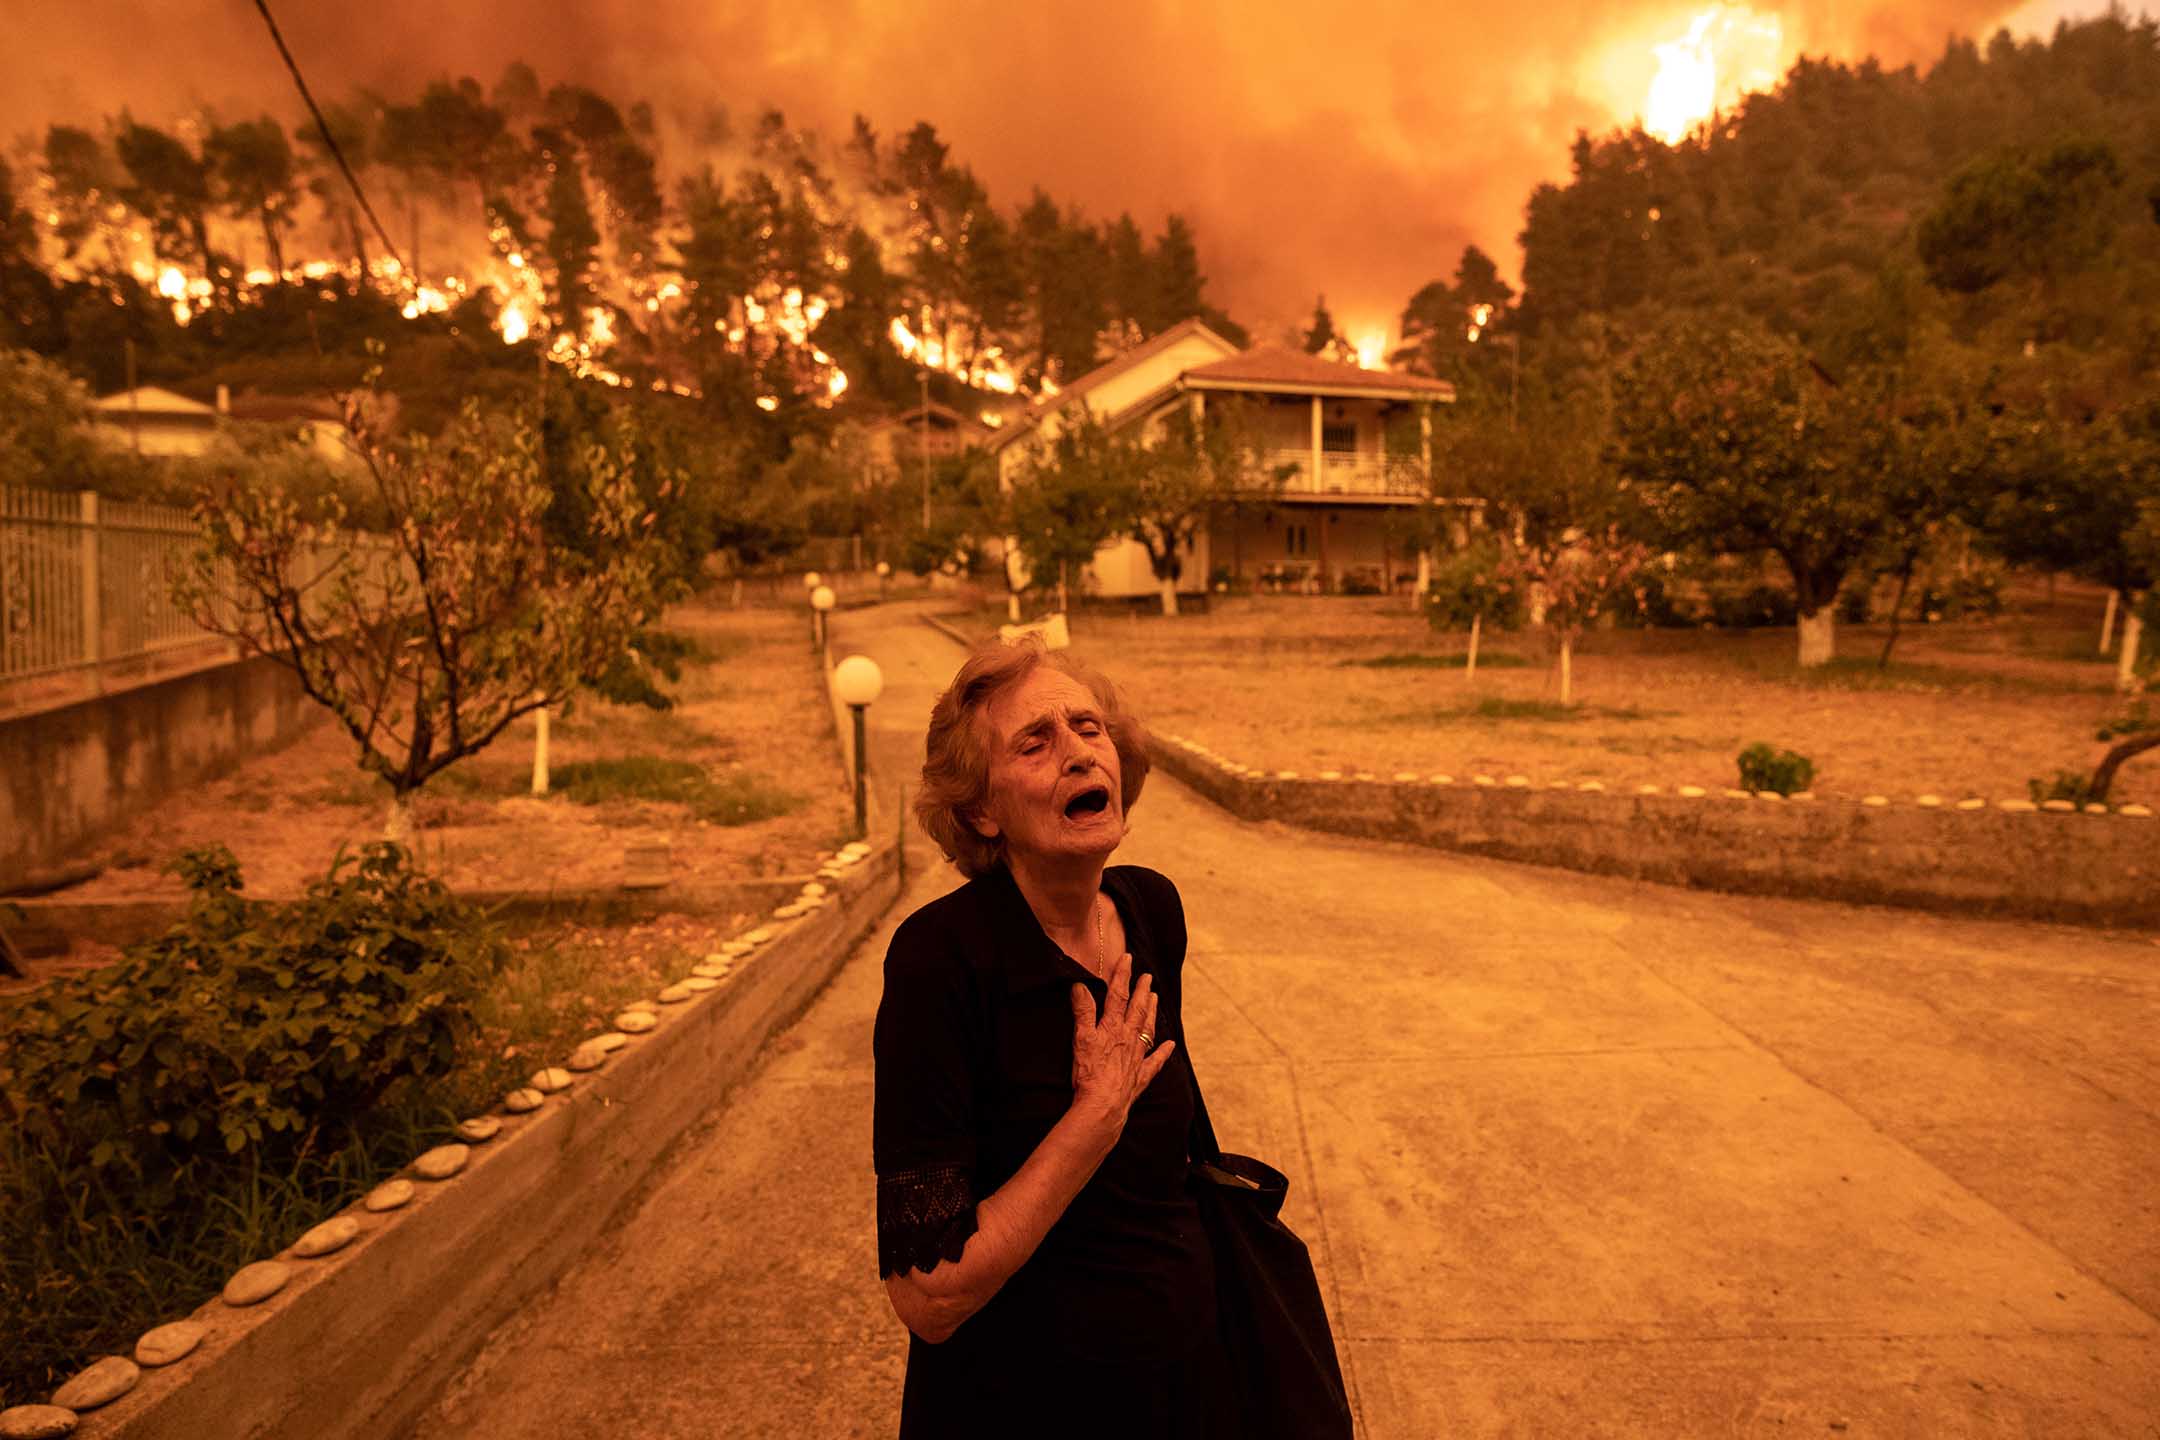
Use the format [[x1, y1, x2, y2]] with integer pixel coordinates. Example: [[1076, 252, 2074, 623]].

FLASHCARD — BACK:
[[1645, 6, 1785, 144], [1466, 303, 1494, 343], [1355, 332, 1387, 371], [888, 313, 1021, 394], [500, 300, 531, 345]]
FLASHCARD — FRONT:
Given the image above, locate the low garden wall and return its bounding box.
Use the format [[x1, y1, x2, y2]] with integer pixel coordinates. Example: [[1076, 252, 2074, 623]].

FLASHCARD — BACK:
[[0, 651, 315, 891], [49, 835, 902, 1440], [1150, 736, 2158, 929]]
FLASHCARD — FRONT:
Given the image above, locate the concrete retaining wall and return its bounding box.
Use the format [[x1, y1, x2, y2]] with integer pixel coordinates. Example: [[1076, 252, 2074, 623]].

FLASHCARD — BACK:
[[0, 653, 317, 890], [1151, 738, 2158, 930], [75, 838, 902, 1440]]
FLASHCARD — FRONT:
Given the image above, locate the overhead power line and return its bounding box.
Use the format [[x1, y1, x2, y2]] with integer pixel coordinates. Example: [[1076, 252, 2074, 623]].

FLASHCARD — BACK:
[[250, 0, 410, 282]]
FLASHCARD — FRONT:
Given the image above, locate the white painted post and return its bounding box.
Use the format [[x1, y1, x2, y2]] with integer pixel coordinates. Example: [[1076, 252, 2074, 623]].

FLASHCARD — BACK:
[[2100, 588, 2119, 655], [78, 490, 101, 684], [1466, 611, 1481, 682], [2118, 602, 2144, 694], [531, 703, 551, 795], [1309, 395, 1323, 494], [1416, 405, 1434, 612]]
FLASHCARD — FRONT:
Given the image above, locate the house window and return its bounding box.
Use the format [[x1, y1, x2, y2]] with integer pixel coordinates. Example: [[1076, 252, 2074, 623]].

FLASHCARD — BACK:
[[1321, 422, 1357, 454], [1285, 523, 1310, 556]]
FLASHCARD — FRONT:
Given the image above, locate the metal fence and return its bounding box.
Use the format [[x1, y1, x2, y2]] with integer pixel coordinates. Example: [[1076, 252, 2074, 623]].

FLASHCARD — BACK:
[[1, 484, 402, 694], [0, 485, 211, 685]]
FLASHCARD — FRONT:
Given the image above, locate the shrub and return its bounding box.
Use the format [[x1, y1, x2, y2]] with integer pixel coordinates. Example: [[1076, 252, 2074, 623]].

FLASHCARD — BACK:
[[1838, 584, 1872, 625], [2028, 770, 2095, 807], [1423, 541, 1524, 632], [1737, 742, 1815, 795], [1, 843, 497, 1205], [1920, 570, 2005, 621], [1615, 568, 1701, 628], [0, 843, 501, 1403], [2097, 701, 2156, 743], [1709, 584, 1799, 629]]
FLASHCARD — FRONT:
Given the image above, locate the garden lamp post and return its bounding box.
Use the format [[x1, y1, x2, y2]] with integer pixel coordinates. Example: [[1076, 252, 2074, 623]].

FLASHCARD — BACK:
[[833, 654, 885, 838], [803, 571, 824, 648], [811, 583, 836, 653], [876, 559, 891, 601]]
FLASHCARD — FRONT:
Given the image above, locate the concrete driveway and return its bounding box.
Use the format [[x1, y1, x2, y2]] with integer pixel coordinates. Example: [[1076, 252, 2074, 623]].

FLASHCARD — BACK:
[[417, 601, 2160, 1438]]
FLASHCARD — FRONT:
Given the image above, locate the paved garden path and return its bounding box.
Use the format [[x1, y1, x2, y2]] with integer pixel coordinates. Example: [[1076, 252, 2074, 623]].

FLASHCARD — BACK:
[[420, 600, 2160, 1438]]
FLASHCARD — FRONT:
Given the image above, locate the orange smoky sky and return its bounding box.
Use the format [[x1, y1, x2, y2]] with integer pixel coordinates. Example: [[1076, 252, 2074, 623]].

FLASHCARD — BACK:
[[0, 0, 2083, 342]]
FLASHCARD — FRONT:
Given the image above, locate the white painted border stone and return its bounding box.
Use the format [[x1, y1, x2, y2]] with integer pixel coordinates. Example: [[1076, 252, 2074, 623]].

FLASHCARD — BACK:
[[76, 840, 904, 1440]]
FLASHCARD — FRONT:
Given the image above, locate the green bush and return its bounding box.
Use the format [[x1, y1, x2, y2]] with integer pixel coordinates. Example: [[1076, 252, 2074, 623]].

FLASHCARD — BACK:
[[551, 755, 797, 825], [1423, 541, 1523, 632], [2027, 770, 2095, 806], [0, 843, 501, 1403], [1919, 570, 2005, 621], [1615, 568, 1701, 628], [1709, 584, 1799, 629], [1838, 584, 1872, 625], [1737, 742, 1815, 795], [3, 843, 496, 1196]]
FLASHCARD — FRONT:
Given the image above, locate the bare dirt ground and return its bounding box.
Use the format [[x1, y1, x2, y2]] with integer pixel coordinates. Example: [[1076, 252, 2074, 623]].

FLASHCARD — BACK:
[[991, 583, 2155, 809], [57, 597, 854, 906]]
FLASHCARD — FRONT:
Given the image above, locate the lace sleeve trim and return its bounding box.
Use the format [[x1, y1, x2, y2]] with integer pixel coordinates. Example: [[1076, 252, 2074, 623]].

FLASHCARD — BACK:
[[876, 1161, 979, 1279]]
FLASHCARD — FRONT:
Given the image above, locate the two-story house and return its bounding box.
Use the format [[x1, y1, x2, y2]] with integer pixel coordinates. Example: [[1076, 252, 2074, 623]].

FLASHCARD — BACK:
[[988, 319, 1459, 603]]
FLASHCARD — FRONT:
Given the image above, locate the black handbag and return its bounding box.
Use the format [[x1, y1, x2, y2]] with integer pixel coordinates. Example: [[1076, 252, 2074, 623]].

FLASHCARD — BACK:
[[1186, 1060, 1355, 1439]]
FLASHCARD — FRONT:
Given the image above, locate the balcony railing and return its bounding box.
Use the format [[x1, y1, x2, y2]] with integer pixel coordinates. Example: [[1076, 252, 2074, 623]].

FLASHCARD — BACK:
[[1247, 448, 1427, 498]]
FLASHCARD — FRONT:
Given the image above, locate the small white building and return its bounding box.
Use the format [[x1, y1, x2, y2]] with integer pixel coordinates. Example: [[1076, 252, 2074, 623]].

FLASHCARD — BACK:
[[90, 385, 361, 467], [989, 319, 1460, 601]]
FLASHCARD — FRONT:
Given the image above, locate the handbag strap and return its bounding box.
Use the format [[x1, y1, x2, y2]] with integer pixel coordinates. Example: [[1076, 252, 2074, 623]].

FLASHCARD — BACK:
[[1184, 1032, 1224, 1164]]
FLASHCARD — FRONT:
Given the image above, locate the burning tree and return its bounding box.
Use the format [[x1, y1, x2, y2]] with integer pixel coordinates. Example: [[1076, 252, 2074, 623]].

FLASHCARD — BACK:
[[176, 360, 671, 838]]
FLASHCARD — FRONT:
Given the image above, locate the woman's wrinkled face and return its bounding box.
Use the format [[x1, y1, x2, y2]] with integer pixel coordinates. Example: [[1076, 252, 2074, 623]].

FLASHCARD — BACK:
[[970, 666, 1125, 869]]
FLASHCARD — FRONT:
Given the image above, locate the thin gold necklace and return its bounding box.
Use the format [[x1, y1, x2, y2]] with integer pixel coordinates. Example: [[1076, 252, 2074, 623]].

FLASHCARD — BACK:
[[1092, 892, 1107, 977]]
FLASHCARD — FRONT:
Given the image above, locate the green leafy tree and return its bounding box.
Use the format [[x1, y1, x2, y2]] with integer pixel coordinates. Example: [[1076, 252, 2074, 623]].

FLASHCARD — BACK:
[[1916, 139, 2126, 299], [1442, 389, 1643, 702], [1613, 316, 1942, 666], [1985, 400, 2159, 691], [175, 358, 672, 838], [1008, 406, 1140, 616], [1124, 398, 1279, 617]]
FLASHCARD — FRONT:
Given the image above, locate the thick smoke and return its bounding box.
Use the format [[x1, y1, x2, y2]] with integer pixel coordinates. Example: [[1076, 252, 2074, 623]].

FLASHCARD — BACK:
[[1, 0, 2053, 340]]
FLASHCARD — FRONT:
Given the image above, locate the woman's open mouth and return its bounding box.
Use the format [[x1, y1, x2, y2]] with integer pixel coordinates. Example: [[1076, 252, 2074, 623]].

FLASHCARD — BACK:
[[1063, 784, 1112, 820]]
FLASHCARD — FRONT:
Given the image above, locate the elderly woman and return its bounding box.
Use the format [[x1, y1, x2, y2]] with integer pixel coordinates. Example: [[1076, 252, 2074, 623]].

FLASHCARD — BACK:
[[873, 639, 1235, 1436]]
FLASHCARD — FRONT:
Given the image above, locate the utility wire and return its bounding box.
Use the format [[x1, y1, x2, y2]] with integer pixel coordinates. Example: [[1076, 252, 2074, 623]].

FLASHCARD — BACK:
[[250, 0, 410, 283]]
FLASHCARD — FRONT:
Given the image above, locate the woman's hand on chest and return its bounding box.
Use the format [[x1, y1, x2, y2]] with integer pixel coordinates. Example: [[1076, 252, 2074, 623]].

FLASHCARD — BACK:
[[1067, 951, 1175, 1135]]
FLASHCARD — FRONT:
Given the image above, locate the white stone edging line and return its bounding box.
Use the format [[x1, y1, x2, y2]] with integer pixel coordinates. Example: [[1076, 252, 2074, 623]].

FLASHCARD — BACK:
[[15, 838, 885, 1439], [1149, 732, 2153, 818]]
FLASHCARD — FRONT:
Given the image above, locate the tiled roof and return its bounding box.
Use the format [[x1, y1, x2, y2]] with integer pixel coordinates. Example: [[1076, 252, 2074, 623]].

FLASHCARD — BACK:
[[990, 317, 1241, 448], [1183, 345, 1456, 399]]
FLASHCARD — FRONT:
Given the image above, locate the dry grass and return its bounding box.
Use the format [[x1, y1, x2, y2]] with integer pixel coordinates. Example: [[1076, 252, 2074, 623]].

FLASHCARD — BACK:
[[1035, 586, 2154, 807], [65, 595, 854, 904]]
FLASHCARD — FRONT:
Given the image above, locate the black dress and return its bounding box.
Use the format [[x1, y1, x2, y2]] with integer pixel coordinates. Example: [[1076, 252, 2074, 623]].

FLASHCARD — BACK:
[[872, 862, 1234, 1439]]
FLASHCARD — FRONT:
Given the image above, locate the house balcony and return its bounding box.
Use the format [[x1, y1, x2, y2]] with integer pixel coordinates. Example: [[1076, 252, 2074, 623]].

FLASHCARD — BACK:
[[1247, 448, 1428, 500]]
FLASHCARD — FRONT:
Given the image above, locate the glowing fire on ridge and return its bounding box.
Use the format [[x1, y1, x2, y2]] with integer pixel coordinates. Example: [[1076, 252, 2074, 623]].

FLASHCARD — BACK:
[[1644, 6, 1785, 145], [1354, 332, 1387, 371]]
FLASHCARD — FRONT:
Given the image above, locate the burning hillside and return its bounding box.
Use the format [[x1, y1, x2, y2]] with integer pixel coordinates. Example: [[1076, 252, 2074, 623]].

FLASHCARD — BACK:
[[5, 72, 1237, 418]]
